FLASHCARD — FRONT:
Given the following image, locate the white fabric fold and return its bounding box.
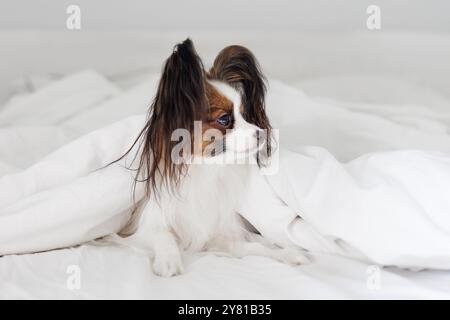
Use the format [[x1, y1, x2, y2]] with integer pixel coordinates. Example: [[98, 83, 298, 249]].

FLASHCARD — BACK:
[[262, 147, 450, 269]]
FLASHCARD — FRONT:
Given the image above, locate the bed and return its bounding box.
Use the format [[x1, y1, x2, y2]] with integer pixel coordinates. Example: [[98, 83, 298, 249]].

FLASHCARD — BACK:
[[1, 31, 450, 299]]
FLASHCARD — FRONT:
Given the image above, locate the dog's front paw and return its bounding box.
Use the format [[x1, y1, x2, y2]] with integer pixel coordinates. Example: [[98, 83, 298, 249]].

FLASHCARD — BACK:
[[276, 247, 310, 266], [152, 251, 184, 277]]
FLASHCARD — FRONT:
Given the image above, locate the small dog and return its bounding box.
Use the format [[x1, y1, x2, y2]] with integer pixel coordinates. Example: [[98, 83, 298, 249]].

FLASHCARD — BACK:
[[114, 39, 308, 277]]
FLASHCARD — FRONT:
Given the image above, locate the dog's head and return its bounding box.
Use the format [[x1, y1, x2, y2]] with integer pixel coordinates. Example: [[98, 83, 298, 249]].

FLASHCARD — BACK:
[[129, 39, 271, 197]]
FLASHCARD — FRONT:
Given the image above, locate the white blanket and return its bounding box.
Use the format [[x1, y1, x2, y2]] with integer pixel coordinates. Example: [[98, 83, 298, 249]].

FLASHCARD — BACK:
[[1, 70, 450, 270], [240, 147, 450, 270]]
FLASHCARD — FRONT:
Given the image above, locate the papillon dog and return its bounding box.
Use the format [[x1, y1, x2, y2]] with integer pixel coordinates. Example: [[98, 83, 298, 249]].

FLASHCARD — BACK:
[[113, 39, 308, 277]]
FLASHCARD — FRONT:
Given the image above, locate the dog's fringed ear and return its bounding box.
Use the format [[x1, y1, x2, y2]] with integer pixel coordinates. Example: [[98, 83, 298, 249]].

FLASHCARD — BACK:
[[138, 38, 208, 197], [154, 38, 208, 128], [208, 45, 270, 131]]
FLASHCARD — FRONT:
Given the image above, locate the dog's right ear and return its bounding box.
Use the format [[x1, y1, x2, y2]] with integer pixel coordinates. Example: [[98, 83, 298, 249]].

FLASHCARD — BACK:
[[140, 39, 208, 196], [154, 38, 208, 128], [106, 39, 207, 200]]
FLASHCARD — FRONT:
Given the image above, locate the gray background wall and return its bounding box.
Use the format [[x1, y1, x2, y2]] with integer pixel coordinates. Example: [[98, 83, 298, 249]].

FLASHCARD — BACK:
[[1, 0, 449, 104], [0, 0, 449, 33]]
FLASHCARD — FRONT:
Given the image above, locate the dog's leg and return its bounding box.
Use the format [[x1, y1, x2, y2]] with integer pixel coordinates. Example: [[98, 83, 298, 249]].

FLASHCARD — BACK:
[[149, 229, 184, 277], [229, 235, 310, 266], [132, 201, 184, 277]]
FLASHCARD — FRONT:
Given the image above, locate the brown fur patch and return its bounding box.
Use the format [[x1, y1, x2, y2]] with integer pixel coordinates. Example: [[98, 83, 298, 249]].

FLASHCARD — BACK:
[[193, 83, 235, 155]]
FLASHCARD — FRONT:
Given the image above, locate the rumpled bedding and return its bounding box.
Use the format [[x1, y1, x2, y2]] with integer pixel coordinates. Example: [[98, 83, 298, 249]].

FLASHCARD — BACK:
[[1, 70, 450, 298], [239, 82, 450, 269]]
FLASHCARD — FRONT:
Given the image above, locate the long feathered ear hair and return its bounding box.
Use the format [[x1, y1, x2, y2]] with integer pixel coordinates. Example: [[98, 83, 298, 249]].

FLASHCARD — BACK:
[[110, 38, 208, 200], [208, 45, 272, 157]]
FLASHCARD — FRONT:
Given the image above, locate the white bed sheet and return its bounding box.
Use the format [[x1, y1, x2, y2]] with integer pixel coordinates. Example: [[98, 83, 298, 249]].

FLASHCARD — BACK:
[[2, 244, 450, 299], [1, 70, 450, 299]]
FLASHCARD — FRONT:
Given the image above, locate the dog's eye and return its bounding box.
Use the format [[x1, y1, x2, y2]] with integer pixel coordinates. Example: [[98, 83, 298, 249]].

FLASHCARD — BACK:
[[216, 113, 232, 127]]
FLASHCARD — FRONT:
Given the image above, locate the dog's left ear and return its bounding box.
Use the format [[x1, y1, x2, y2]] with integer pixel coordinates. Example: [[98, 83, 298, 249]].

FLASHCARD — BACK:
[[208, 45, 270, 131]]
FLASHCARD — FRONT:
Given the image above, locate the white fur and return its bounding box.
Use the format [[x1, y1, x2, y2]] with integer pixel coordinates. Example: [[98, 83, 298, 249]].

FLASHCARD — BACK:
[[123, 82, 308, 277]]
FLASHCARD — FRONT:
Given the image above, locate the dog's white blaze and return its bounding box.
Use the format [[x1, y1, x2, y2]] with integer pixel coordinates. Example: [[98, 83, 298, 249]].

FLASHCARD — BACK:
[[209, 80, 260, 155]]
